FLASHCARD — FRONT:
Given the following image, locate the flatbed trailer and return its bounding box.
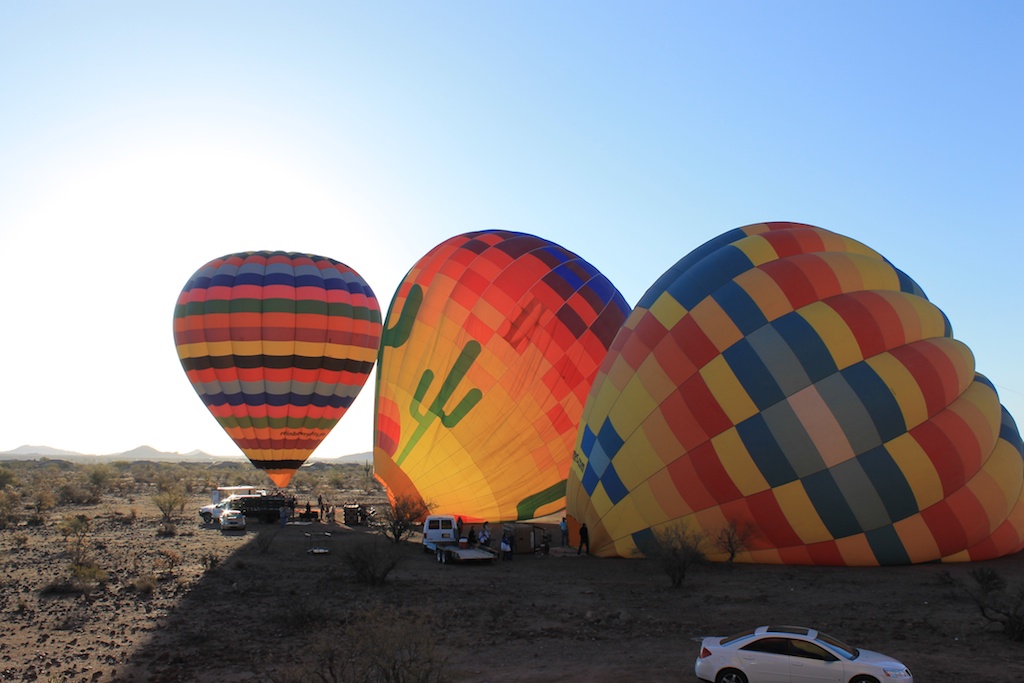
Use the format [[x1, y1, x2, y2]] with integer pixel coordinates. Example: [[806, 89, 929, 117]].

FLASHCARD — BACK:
[[423, 538, 497, 564]]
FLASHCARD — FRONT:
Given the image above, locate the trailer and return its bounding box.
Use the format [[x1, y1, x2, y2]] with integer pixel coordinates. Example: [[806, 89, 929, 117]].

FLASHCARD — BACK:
[[421, 515, 497, 564]]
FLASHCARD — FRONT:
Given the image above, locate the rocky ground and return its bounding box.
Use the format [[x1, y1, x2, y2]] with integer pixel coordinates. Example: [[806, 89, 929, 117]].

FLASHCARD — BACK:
[[2, 490, 1024, 682]]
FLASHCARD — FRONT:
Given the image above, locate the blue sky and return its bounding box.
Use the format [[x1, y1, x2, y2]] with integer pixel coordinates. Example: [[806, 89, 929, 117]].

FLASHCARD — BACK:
[[1, 2, 1021, 457]]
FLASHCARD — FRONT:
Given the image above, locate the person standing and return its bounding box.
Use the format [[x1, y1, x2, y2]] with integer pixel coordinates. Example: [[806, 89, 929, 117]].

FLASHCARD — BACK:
[[559, 517, 568, 547], [578, 522, 589, 555]]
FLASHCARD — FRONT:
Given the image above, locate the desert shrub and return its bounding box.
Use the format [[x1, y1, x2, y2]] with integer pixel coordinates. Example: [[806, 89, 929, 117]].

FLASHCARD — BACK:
[[156, 522, 178, 537], [255, 528, 278, 554], [272, 603, 450, 683], [158, 549, 182, 572], [58, 514, 92, 565], [132, 573, 158, 594], [152, 488, 187, 523], [0, 466, 16, 489], [954, 567, 1024, 641], [69, 561, 108, 585], [714, 518, 756, 565], [200, 551, 220, 572], [641, 521, 706, 589], [30, 485, 56, 518], [0, 490, 20, 529], [376, 494, 431, 544], [58, 480, 96, 505], [342, 536, 402, 585]]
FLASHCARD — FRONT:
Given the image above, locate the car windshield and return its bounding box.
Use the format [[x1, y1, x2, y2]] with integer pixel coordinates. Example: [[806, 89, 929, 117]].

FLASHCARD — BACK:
[[815, 631, 858, 659]]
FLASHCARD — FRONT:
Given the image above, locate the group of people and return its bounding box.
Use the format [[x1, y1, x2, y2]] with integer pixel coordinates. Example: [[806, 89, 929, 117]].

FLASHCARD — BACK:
[[454, 517, 589, 558]]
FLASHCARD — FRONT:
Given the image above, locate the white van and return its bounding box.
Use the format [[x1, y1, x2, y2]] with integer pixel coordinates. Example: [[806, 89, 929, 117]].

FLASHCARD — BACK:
[[422, 515, 459, 547]]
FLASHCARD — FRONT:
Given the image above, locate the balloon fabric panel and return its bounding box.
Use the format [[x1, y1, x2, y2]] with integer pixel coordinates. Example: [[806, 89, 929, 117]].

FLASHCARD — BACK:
[[375, 231, 630, 522], [568, 222, 1024, 565], [174, 251, 382, 487]]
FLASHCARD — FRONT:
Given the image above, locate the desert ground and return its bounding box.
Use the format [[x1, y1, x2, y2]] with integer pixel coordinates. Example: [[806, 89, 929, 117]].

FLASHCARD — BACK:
[[1, 459, 1023, 682]]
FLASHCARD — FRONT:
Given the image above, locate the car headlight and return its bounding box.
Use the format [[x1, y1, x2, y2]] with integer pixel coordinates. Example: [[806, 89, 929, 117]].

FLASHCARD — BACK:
[[883, 667, 911, 679]]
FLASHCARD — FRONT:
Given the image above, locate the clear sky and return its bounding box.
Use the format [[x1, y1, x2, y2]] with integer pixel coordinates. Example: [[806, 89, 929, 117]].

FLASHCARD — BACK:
[[1, 2, 1021, 457]]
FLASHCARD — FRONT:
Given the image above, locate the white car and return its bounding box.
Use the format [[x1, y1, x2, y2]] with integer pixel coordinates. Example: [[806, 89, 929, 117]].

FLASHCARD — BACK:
[[695, 625, 912, 683], [219, 509, 246, 530]]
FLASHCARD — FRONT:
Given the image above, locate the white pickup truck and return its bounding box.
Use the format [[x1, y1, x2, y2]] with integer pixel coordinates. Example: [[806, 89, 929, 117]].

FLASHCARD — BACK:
[[421, 515, 497, 564]]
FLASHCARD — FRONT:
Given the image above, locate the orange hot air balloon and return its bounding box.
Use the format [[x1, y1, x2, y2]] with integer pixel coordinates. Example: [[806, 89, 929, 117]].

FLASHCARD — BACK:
[[374, 231, 630, 522], [173, 251, 382, 487]]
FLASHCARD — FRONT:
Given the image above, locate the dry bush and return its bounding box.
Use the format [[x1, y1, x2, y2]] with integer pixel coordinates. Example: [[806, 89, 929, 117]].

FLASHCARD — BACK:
[[644, 521, 707, 589], [714, 518, 756, 565], [955, 567, 1024, 641], [376, 494, 431, 544], [342, 536, 402, 585], [255, 528, 279, 554], [272, 603, 450, 683]]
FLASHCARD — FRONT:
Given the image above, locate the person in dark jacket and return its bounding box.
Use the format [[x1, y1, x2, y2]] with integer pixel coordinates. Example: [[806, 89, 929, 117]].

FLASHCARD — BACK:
[[578, 522, 589, 555]]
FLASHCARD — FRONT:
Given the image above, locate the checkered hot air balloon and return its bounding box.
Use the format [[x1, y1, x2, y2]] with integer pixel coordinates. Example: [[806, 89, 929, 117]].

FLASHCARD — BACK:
[[173, 251, 381, 488], [567, 222, 1024, 565], [374, 231, 630, 522]]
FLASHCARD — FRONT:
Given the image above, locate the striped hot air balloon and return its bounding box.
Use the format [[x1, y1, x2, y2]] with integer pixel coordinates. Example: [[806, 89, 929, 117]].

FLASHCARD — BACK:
[[173, 251, 381, 487], [567, 222, 1024, 565]]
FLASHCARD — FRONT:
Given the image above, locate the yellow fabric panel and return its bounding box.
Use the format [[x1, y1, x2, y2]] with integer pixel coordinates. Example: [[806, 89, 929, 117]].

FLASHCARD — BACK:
[[588, 479, 615, 519], [893, 514, 942, 564], [773, 481, 831, 544], [710, 429, 770, 496], [606, 353, 638, 392], [929, 338, 977, 399], [647, 467, 693, 519], [886, 432, 942, 508], [835, 533, 880, 566], [627, 480, 672, 531], [976, 439, 1024, 521], [700, 356, 759, 425], [732, 234, 781, 267], [797, 302, 863, 370], [635, 353, 682, 413], [964, 468, 1007, 533], [600, 492, 646, 546], [642, 410, 685, 468], [588, 375, 626, 427], [610, 535, 640, 559], [611, 428, 662, 491], [648, 291, 688, 330], [324, 342, 378, 362], [865, 352, 929, 429], [688, 298, 743, 352], [734, 269, 792, 323], [745, 547, 784, 564]]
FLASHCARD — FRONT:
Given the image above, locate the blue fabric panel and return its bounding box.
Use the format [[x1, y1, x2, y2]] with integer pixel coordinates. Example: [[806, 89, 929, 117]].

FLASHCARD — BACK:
[[723, 339, 786, 411], [772, 312, 838, 384], [802, 469, 862, 538], [858, 446, 919, 520], [713, 281, 768, 335], [865, 525, 911, 566], [841, 362, 907, 443], [666, 245, 754, 310], [637, 228, 749, 309], [736, 414, 797, 487], [596, 419, 625, 464], [600, 465, 629, 505]]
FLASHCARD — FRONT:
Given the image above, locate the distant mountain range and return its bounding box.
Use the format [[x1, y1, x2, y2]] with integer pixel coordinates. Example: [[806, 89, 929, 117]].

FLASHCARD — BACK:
[[0, 445, 372, 464]]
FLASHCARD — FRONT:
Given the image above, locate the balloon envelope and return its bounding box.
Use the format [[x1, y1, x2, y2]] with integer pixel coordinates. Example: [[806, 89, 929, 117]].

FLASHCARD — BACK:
[[174, 251, 382, 487], [568, 222, 1024, 565], [374, 230, 630, 522]]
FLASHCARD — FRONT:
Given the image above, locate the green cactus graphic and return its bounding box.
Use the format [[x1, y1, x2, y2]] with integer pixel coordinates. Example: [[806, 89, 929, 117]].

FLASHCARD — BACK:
[[394, 340, 483, 467], [381, 284, 423, 350]]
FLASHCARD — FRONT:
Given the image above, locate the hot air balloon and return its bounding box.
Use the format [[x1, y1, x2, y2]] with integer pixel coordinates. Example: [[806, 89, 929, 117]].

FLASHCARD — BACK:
[[567, 222, 1024, 565], [374, 230, 630, 522], [173, 251, 381, 487]]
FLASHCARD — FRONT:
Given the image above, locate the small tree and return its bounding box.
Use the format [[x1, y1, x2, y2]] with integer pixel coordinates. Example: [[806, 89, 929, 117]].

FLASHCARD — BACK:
[[377, 494, 431, 544], [0, 466, 16, 489], [59, 514, 92, 565], [152, 488, 187, 529], [85, 463, 116, 501], [715, 518, 756, 565], [647, 522, 706, 589]]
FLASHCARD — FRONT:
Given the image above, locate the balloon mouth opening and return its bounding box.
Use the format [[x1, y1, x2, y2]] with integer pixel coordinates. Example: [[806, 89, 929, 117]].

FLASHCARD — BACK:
[[266, 471, 296, 488]]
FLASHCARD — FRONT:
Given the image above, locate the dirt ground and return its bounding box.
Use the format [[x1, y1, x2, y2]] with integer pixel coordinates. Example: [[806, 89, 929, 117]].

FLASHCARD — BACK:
[[2, 492, 1024, 683]]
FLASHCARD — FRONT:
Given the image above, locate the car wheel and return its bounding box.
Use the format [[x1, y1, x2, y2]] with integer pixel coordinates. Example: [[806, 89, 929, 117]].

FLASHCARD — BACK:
[[849, 677, 879, 683], [715, 670, 747, 683], [436, 548, 443, 563]]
